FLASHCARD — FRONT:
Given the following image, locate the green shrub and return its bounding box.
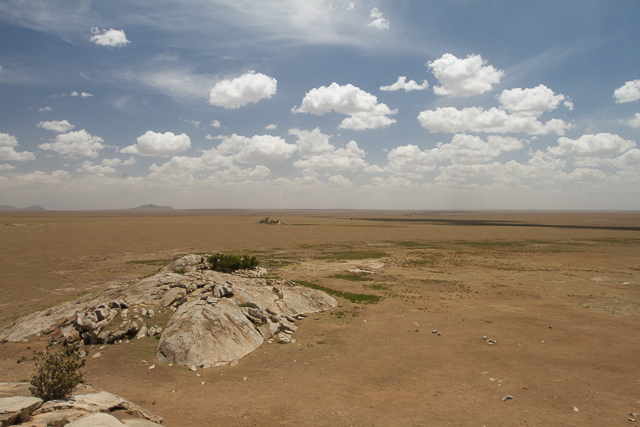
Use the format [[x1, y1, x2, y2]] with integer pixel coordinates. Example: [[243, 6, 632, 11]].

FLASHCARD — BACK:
[[206, 253, 259, 273], [29, 345, 86, 401], [239, 302, 258, 308]]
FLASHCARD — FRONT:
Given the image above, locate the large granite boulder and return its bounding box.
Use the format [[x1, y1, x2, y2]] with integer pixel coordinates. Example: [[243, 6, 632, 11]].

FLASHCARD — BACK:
[[0, 255, 338, 369]]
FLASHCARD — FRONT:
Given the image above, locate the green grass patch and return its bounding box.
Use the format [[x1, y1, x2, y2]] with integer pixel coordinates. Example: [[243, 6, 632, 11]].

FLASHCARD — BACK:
[[363, 283, 390, 291], [328, 274, 374, 282], [322, 251, 387, 261], [173, 268, 187, 274], [393, 241, 437, 249], [239, 302, 258, 309], [294, 280, 382, 304], [455, 241, 513, 247]]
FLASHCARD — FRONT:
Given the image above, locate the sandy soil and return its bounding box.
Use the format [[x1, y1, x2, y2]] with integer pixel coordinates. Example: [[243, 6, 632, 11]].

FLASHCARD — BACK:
[[1, 210, 639, 426]]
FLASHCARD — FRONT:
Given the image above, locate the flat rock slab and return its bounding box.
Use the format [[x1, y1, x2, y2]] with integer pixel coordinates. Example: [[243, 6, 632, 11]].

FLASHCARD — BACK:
[[37, 391, 162, 424], [0, 396, 42, 427], [65, 413, 126, 426], [21, 409, 86, 427]]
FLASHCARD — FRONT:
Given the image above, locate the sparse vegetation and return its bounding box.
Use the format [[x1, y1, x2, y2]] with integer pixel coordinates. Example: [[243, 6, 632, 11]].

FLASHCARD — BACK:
[[173, 268, 187, 274], [27, 345, 86, 402], [328, 274, 374, 282], [206, 253, 260, 273], [239, 302, 259, 308], [322, 251, 387, 261], [127, 259, 171, 266], [294, 280, 382, 304]]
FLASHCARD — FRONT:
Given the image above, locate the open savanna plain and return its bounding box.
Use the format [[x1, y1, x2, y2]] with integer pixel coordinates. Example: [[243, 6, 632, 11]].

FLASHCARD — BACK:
[[1, 210, 639, 427]]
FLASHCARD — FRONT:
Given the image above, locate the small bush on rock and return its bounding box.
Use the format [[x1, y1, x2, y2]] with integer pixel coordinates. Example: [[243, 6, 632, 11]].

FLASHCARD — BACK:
[[206, 253, 259, 273], [29, 345, 86, 401]]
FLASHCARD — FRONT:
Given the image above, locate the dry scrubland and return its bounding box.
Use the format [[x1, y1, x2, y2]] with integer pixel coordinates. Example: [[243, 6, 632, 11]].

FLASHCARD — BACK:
[[1, 210, 639, 426]]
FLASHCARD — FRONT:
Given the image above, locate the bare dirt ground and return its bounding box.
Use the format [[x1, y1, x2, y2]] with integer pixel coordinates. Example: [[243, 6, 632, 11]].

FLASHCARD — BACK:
[[1, 210, 639, 426]]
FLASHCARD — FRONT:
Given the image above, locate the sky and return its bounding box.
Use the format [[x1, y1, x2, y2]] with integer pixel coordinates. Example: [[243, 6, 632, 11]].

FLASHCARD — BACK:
[[1, 0, 639, 210]]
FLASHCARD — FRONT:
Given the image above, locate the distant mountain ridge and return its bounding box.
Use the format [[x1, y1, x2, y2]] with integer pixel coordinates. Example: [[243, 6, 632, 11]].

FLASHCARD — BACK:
[[0, 205, 45, 211], [129, 204, 174, 210]]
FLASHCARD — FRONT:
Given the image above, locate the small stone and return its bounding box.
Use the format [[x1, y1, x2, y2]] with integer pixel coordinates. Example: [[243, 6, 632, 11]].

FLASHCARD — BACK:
[[501, 395, 514, 401], [432, 330, 437, 333], [149, 364, 155, 369], [573, 407, 579, 412], [483, 336, 487, 340], [243, 377, 247, 382], [92, 352, 101, 359], [189, 365, 197, 372]]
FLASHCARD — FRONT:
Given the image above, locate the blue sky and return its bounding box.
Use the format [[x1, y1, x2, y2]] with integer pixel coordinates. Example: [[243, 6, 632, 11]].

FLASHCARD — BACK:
[[1, 0, 639, 210]]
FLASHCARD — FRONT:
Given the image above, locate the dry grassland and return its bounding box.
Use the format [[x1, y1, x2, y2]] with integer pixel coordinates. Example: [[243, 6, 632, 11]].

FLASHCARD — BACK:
[[1, 210, 639, 426]]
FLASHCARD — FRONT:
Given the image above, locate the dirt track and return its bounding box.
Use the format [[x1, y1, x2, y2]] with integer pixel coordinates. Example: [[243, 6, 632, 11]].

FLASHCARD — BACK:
[[1, 210, 639, 426]]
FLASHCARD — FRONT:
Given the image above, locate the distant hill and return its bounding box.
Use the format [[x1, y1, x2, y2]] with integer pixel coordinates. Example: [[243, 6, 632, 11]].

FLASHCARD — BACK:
[[0, 205, 45, 211], [22, 205, 45, 211], [129, 204, 174, 210]]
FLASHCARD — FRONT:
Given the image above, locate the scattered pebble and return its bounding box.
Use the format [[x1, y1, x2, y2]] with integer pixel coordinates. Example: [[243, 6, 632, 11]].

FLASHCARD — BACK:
[[99, 345, 106, 350], [201, 382, 205, 385], [92, 353, 101, 359], [501, 395, 514, 401], [149, 364, 155, 370], [243, 377, 247, 382], [432, 330, 437, 334], [573, 407, 579, 412], [189, 365, 197, 372]]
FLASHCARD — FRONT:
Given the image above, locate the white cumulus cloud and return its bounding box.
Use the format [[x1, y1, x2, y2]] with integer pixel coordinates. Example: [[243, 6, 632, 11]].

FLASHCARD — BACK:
[[293, 140, 367, 171], [0, 132, 36, 162], [288, 128, 335, 157], [70, 91, 93, 97], [216, 134, 296, 163], [292, 82, 397, 130], [380, 76, 429, 92], [549, 133, 636, 158], [0, 164, 15, 171], [427, 53, 504, 97], [90, 27, 131, 48], [39, 129, 104, 158], [76, 161, 116, 174], [121, 131, 191, 157], [209, 71, 277, 109], [498, 85, 569, 117], [210, 120, 221, 128], [38, 107, 52, 112], [37, 120, 74, 133], [624, 113, 640, 129], [368, 7, 390, 30], [265, 124, 277, 130], [418, 106, 571, 135], [613, 79, 640, 104]]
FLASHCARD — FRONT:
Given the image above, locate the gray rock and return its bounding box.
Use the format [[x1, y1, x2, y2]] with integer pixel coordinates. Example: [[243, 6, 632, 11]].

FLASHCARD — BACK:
[[64, 412, 126, 426], [160, 287, 186, 307], [0, 396, 42, 425], [158, 298, 264, 368]]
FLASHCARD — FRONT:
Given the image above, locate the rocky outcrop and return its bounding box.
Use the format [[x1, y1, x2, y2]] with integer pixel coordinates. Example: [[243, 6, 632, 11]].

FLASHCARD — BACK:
[[0, 255, 337, 368], [0, 382, 162, 426], [257, 217, 288, 225]]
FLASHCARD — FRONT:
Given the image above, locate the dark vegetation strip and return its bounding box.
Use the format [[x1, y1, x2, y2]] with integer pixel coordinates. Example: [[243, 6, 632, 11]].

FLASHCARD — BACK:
[[294, 281, 382, 304], [356, 217, 640, 232]]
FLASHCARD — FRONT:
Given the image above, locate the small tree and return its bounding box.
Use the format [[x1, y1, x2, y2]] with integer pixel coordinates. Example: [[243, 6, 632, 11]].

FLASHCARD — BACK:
[[29, 345, 86, 401]]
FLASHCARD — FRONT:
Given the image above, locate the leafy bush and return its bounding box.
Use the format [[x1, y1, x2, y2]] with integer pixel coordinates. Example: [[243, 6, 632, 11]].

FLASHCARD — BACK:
[[206, 253, 259, 273], [29, 345, 86, 401]]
